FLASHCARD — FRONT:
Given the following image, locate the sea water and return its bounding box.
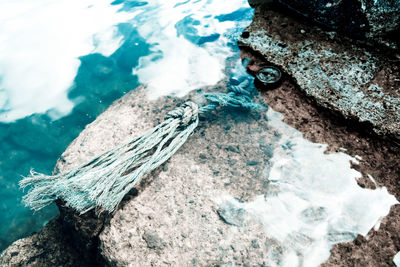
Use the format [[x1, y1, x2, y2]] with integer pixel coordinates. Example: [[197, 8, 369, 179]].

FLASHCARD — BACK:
[[0, 0, 397, 265]]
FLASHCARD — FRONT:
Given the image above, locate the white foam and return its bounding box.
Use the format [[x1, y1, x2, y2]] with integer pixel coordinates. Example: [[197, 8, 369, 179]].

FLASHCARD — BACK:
[[394, 251, 400, 266], [217, 109, 398, 266], [132, 0, 252, 99], [0, 0, 131, 122]]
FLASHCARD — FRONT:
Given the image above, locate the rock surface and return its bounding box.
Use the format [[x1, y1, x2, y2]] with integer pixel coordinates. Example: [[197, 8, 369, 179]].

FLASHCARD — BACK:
[[0, 217, 88, 266], [54, 85, 281, 266], [248, 0, 400, 48], [360, 0, 400, 38], [239, 3, 400, 141]]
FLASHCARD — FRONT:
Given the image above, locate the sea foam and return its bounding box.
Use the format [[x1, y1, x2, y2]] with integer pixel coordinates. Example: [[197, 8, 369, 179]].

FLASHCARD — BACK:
[[132, 0, 252, 99], [217, 109, 398, 266]]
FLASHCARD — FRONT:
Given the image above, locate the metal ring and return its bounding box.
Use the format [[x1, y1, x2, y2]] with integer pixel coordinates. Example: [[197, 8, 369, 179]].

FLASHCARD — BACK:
[[255, 65, 282, 88]]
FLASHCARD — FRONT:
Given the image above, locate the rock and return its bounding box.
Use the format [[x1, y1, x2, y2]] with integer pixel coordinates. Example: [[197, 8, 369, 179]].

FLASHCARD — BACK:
[[248, 0, 272, 6], [278, 0, 370, 38], [249, 0, 400, 47], [51, 86, 277, 266], [199, 153, 207, 159], [239, 5, 400, 141], [217, 201, 247, 227], [227, 145, 239, 153], [246, 160, 260, 166], [360, 0, 400, 38], [0, 217, 88, 267]]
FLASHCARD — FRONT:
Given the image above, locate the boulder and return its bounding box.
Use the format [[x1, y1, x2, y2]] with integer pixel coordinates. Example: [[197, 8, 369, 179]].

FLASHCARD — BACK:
[[0, 217, 87, 267], [54, 86, 278, 266]]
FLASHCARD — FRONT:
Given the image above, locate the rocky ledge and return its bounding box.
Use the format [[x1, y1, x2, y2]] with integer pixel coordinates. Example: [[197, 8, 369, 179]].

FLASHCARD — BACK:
[[240, 1, 400, 141]]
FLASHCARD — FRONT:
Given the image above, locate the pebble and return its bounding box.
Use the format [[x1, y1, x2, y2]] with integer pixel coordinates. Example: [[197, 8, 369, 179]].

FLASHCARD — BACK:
[[251, 240, 260, 249], [227, 145, 239, 153], [199, 153, 207, 159], [142, 230, 166, 250], [246, 160, 260, 166]]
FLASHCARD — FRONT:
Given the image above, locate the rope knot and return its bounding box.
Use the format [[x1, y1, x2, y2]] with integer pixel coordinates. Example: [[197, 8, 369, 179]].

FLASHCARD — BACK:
[[165, 101, 199, 126]]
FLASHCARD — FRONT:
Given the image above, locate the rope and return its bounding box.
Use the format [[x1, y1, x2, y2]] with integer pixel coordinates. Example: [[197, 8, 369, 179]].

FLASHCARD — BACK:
[[20, 80, 265, 214]]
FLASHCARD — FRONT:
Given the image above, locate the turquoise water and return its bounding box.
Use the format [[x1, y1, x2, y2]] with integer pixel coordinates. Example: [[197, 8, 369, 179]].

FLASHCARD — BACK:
[[0, 0, 253, 251]]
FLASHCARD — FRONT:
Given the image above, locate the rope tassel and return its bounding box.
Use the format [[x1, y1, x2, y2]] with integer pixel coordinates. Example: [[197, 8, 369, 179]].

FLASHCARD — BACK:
[[20, 102, 199, 214], [20, 80, 265, 214]]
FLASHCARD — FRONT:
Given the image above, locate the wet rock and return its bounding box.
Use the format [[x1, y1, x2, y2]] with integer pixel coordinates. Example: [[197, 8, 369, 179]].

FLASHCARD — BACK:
[[249, 0, 400, 47], [239, 6, 400, 141], [0, 217, 87, 267], [276, 0, 368, 36], [217, 201, 247, 227]]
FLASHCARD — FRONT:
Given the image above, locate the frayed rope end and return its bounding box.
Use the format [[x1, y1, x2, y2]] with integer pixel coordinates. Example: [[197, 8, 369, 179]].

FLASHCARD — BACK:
[[19, 101, 199, 214], [20, 80, 265, 215]]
